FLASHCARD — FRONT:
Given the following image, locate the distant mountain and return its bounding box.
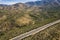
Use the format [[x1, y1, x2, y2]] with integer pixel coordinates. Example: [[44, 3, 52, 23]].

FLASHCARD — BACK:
[[42, 0, 60, 6], [25, 1, 42, 6], [25, 0, 60, 6], [0, 0, 60, 10], [0, 0, 60, 6], [0, 4, 8, 6]]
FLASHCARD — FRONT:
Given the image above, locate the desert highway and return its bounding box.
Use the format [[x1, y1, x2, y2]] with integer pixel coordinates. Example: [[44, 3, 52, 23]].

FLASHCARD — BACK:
[[10, 19, 60, 40]]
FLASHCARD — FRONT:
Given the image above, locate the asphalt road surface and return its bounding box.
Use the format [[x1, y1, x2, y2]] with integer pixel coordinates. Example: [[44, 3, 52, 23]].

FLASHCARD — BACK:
[[10, 19, 60, 40]]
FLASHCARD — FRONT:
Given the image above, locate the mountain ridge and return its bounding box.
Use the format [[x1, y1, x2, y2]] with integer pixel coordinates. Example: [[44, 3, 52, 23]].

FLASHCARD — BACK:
[[0, 0, 60, 6]]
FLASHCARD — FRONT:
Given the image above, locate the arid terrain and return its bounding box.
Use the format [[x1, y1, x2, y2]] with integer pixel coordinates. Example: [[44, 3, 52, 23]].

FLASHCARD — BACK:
[[0, 0, 60, 40]]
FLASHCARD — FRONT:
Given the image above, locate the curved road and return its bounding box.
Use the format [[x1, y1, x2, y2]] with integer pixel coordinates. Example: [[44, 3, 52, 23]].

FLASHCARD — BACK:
[[10, 19, 60, 40]]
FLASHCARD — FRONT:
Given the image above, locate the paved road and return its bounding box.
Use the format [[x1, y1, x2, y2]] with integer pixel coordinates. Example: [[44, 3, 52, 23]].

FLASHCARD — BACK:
[[10, 19, 60, 40]]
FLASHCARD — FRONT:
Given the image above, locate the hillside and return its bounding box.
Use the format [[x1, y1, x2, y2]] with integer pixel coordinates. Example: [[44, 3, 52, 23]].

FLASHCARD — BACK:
[[0, 0, 60, 40]]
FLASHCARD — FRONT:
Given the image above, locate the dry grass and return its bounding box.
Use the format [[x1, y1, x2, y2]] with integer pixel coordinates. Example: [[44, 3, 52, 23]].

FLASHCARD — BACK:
[[15, 14, 35, 26]]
